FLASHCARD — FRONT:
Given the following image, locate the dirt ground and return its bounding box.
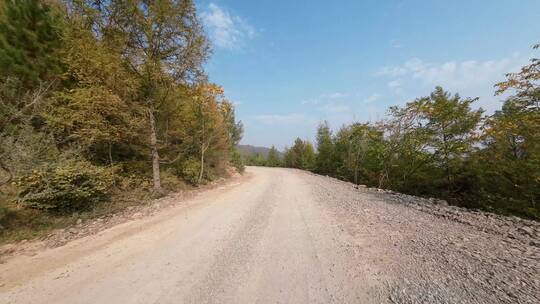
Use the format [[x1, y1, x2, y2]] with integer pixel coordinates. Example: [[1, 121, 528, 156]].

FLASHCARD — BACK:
[[0, 167, 538, 303]]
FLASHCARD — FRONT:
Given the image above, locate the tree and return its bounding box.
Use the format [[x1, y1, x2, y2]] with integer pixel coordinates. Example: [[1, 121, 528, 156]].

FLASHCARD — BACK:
[[477, 43, 540, 217], [378, 88, 483, 194], [0, 0, 65, 186], [278, 69, 537, 219], [496, 43, 540, 102], [417, 87, 483, 189], [379, 103, 433, 191], [246, 153, 266, 166], [192, 84, 229, 184], [0, 78, 56, 186], [334, 123, 383, 185], [284, 138, 315, 170], [283, 146, 293, 168], [220, 100, 244, 150], [315, 121, 335, 175], [45, 19, 145, 164], [477, 99, 540, 216], [0, 0, 244, 233], [266, 146, 281, 167], [0, 0, 65, 87], [300, 141, 316, 170], [78, 0, 210, 191]]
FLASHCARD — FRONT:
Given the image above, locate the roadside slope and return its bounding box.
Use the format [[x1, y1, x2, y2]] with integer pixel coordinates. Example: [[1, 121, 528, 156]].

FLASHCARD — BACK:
[[304, 171, 539, 304]]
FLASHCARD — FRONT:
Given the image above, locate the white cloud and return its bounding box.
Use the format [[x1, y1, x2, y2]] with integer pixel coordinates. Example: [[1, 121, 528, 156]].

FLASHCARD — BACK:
[[300, 92, 351, 113], [376, 65, 407, 77], [253, 113, 307, 125], [390, 39, 403, 49], [362, 93, 381, 104], [376, 58, 425, 77], [319, 103, 350, 113], [301, 99, 320, 105], [302, 92, 348, 105], [378, 55, 526, 91], [322, 92, 349, 99], [387, 80, 401, 88], [387, 80, 402, 94], [201, 3, 256, 50], [376, 53, 529, 111]]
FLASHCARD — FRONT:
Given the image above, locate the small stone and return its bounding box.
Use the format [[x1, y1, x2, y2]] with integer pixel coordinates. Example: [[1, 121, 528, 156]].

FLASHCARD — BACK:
[[76, 219, 83, 225], [517, 227, 534, 237], [1, 244, 16, 253], [436, 199, 449, 206]]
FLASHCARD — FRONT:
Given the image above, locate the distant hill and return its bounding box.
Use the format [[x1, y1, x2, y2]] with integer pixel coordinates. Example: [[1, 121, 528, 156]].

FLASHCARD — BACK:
[[237, 144, 283, 158]]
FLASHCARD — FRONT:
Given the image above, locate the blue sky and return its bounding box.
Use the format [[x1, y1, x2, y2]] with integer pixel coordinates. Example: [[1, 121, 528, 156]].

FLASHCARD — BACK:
[[197, 0, 540, 149]]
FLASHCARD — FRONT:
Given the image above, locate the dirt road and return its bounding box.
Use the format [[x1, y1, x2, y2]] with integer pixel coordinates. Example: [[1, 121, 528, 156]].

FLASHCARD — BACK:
[[1, 167, 538, 303]]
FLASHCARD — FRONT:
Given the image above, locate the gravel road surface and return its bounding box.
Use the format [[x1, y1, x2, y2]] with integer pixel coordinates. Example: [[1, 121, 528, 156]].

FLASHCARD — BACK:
[[0, 167, 538, 303]]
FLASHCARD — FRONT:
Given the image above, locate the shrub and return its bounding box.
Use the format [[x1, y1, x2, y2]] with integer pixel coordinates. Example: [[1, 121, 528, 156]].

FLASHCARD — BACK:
[[0, 203, 8, 226], [160, 170, 188, 191], [181, 158, 201, 185], [16, 159, 114, 212], [230, 149, 245, 173]]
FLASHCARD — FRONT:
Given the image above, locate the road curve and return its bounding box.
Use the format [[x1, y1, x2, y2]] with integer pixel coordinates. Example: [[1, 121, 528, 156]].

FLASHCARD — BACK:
[[1, 167, 538, 303]]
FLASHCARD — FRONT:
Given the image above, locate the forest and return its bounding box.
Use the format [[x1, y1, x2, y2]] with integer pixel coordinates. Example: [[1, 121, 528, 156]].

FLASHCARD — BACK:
[[0, 0, 243, 240], [258, 47, 540, 220]]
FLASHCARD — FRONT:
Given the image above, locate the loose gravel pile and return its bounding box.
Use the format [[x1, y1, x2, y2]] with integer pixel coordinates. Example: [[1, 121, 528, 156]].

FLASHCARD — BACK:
[[304, 173, 539, 304]]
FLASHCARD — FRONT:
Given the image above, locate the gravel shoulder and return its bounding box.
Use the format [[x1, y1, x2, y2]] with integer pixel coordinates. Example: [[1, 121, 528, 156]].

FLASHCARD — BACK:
[[0, 167, 538, 304], [305, 171, 540, 304]]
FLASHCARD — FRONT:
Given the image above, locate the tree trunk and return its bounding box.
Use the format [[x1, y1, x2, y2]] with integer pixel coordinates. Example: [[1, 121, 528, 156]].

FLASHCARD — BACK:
[[108, 142, 114, 166], [198, 112, 206, 185], [354, 163, 359, 185], [198, 147, 205, 184], [378, 171, 387, 189], [353, 148, 362, 185], [148, 109, 161, 191], [0, 159, 12, 187]]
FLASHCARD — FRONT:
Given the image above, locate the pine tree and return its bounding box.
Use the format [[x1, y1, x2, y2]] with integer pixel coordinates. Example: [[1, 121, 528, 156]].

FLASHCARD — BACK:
[[266, 146, 281, 167], [418, 87, 483, 187], [0, 0, 64, 87], [315, 121, 335, 175], [78, 0, 210, 191]]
